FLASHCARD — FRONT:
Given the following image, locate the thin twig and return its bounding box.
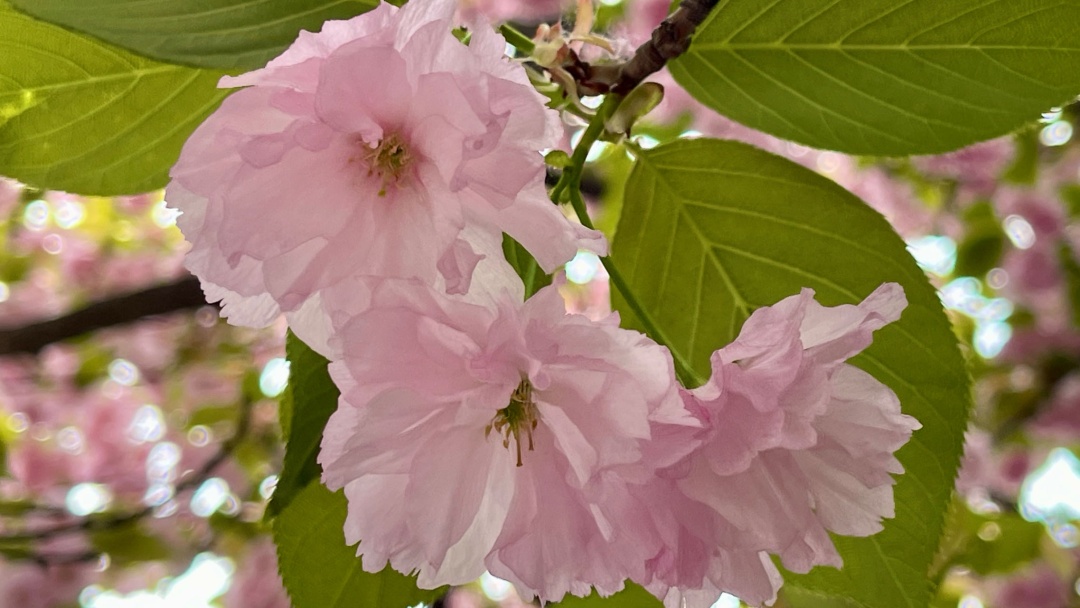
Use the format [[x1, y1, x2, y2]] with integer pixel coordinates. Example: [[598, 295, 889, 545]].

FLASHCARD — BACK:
[[0, 397, 253, 544], [0, 275, 209, 356], [612, 0, 720, 94]]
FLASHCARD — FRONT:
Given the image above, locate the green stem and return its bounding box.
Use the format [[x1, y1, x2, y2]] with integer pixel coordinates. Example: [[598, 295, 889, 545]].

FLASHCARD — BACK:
[[567, 187, 705, 388], [498, 23, 535, 55], [559, 96, 706, 388]]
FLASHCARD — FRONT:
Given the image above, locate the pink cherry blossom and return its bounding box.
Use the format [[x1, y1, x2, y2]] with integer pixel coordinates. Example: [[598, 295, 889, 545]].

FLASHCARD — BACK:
[[645, 283, 918, 606], [633, 468, 783, 608], [167, 0, 605, 354], [319, 280, 694, 602]]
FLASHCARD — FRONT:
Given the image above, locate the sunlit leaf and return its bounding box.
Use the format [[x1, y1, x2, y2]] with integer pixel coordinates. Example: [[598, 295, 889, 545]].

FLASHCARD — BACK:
[[267, 332, 337, 517], [672, 0, 1080, 155], [503, 234, 553, 298], [0, 3, 228, 195], [274, 482, 444, 608], [9, 0, 379, 71], [612, 139, 971, 608]]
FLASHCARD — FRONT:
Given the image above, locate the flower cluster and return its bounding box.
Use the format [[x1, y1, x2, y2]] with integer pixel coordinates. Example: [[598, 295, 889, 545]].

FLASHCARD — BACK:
[[167, 0, 919, 605]]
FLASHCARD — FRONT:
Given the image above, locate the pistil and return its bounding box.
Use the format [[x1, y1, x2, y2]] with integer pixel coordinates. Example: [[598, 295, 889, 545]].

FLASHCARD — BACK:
[[486, 378, 540, 467]]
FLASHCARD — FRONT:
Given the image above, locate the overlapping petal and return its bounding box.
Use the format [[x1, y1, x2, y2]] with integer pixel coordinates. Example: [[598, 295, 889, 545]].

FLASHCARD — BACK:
[[319, 280, 691, 602], [167, 0, 604, 355]]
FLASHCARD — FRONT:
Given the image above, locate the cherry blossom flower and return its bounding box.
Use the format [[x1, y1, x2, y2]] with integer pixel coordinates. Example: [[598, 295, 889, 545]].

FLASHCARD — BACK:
[[167, 0, 604, 354], [318, 280, 694, 602], [643, 284, 919, 606]]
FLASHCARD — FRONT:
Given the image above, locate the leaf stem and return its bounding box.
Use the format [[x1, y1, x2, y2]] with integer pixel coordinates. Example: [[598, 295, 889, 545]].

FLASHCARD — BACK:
[[559, 96, 706, 388], [498, 23, 535, 55]]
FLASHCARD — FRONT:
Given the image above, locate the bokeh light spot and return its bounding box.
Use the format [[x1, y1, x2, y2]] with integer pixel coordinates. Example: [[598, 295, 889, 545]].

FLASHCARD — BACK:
[[259, 358, 290, 398], [66, 483, 113, 516], [565, 251, 602, 285], [1020, 448, 1080, 524], [1004, 215, 1036, 249]]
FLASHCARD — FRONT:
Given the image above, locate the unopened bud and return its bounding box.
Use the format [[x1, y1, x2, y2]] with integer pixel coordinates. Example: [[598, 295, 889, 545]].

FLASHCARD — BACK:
[[605, 82, 665, 135]]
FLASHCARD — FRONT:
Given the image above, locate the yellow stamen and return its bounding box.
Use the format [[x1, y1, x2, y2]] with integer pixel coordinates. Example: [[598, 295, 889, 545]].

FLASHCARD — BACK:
[[485, 378, 540, 467], [358, 132, 411, 196]]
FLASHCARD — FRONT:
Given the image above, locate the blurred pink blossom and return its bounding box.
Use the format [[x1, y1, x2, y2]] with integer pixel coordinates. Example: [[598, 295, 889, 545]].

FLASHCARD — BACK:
[[71, 393, 154, 496], [1034, 372, 1080, 439], [992, 565, 1069, 608], [955, 428, 1031, 499], [8, 440, 75, 497], [224, 539, 291, 608], [0, 562, 89, 608], [913, 138, 1015, 199]]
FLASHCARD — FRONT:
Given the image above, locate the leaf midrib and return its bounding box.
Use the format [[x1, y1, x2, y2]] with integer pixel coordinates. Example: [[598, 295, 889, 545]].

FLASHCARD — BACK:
[[0, 64, 190, 99]]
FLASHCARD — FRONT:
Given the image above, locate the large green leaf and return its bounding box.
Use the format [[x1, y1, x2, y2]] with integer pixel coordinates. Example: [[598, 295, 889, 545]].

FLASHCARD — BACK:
[[267, 332, 338, 517], [612, 139, 970, 608], [9, 0, 379, 71], [0, 3, 228, 195], [671, 0, 1080, 155], [275, 482, 445, 608]]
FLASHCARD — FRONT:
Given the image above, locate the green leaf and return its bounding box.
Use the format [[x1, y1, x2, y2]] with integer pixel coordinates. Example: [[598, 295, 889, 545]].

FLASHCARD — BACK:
[[90, 523, 172, 565], [930, 497, 1044, 578], [1060, 184, 1080, 219], [267, 332, 339, 517], [503, 234, 553, 298], [275, 482, 445, 608], [671, 0, 1080, 155], [552, 583, 662, 608], [185, 405, 239, 429], [0, 3, 229, 195], [612, 139, 970, 608], [9, 0, 379, 71], [779, 587, 862, 608], [1003, 127, 1041, 185], [954, 201, 1004, 278], [1060, 243, 1080, 329], [957, 512, 1044, 576]]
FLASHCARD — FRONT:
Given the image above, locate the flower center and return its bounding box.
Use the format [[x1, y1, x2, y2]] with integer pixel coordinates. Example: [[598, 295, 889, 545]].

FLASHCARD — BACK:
[[486, 378, 539, 467], [361, 132, 411, 196]]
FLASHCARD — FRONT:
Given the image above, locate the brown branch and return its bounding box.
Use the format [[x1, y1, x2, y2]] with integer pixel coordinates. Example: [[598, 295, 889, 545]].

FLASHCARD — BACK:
[[542, 0, 719, 98], [612, 0, 721, 94], [0, 275, 209, 356], [0, 397, 252, 545]]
